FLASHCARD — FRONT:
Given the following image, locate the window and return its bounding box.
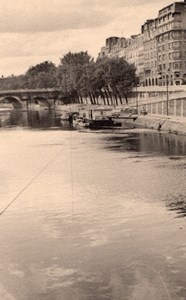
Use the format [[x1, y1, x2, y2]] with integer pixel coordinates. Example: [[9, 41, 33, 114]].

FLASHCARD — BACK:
[[174, 72, 180, 77], [172, 52, 181, 59], [173, 62, 182, 68], [172, 31, 181, 38], [159, 27, 163, 34], [172, 12, 181, 17], [173, 21, 181, 29], [159, 35, 163, 42], [172, 42, 181, 48]]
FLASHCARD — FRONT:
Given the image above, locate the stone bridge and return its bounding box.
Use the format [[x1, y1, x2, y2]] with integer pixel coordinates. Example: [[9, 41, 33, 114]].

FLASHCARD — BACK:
[[0, 89, 62, 109]]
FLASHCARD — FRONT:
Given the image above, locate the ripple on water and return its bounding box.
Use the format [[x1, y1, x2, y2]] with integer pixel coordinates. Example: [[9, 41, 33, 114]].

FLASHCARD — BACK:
[[165, 194, 186, 218]]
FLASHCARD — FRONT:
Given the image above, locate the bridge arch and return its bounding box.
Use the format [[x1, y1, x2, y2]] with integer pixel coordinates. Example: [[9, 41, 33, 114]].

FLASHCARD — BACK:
[[31, 96, 50, 108], [0, 96, 22, 109]]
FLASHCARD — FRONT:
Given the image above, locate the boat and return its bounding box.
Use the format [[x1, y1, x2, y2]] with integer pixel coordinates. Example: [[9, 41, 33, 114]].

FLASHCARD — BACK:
[[60, 111, 79, 121], [60, 112, 70, 121], [74, 117, 90, 128], [111, 107, 138, 120], [74, 106, 138, 130], [88, 117, 122, 129]]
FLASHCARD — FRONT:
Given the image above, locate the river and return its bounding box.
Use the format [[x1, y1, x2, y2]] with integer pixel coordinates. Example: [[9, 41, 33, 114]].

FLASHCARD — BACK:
[[0, 109, 185, 299]]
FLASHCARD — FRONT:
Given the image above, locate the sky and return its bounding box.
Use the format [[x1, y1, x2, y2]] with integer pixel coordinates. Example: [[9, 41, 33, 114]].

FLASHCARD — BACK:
[[0, 0, 175, 76]]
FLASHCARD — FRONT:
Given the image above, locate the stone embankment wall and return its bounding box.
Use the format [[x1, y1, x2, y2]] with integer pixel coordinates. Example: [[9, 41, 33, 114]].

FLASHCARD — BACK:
[[129, 86, 186, 118], [127, 115, 186, 135], [137, 98, 186, 117]]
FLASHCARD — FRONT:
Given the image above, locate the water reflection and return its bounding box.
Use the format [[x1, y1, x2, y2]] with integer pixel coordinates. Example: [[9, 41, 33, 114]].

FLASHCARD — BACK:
[[104, 132, 186, 156], [0, 109, 186, 299], [103, 132, 186, 219], [0, 110, 63, 129]]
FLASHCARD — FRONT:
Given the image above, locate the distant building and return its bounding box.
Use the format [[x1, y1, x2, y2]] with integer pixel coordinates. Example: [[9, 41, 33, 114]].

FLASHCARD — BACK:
[[98, 1, 186, 87]]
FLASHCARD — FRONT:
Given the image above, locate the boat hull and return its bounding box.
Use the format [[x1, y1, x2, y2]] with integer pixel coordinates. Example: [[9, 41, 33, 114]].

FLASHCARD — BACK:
[[89, 119, 122, 129]]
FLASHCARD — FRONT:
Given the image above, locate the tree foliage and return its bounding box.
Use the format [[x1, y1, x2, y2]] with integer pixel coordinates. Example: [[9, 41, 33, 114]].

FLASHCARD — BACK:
[[0, 52, 137, 105], [25, 61, 57, 88], [0, 61, 57, 90], [57, 53, 137, 105], [57, 51, 93, 103]]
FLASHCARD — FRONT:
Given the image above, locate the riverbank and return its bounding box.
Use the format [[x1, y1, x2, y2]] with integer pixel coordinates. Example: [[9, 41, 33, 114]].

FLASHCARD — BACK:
[[56, 104, 186, 135], [126, 114, 186, 136]]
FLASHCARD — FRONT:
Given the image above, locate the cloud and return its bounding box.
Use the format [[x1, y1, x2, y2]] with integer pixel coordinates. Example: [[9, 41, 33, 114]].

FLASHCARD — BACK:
[[0, 28, 105, 60], [80, 0, 172, 9], [0, 0, 173, 75], [0, 0, 173, 33], [0, 0, 114, 33]]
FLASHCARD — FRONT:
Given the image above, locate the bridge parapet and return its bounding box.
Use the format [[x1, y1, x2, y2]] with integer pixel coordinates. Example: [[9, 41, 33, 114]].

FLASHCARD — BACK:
[[0, 89, 62, 109], [0, 89, 61, 97]]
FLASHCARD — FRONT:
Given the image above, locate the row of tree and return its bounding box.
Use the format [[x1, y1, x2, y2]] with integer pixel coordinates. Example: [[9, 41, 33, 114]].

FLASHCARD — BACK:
[[0, 52, 137, 104]]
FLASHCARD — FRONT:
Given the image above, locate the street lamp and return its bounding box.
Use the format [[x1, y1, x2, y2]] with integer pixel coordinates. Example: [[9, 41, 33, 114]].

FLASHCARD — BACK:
[[165, 73, 169, 116], [133, 78, 138, 113]]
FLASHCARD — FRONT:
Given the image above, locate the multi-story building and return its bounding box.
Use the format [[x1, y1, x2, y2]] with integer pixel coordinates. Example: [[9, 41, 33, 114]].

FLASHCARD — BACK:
[[156, 1, 186, 86], [142, 19, 158, 87], [98, 0, 186, 86], [99, 37, 127, 59]]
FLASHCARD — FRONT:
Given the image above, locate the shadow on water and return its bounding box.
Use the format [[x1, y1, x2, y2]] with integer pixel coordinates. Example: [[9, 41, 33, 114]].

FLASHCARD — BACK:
[[103, 132, 186, 157], [103, 132, 186, 219]]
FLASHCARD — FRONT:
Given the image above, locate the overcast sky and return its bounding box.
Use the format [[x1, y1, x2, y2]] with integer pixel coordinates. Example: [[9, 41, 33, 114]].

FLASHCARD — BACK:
[[0, 0, 174, 76]]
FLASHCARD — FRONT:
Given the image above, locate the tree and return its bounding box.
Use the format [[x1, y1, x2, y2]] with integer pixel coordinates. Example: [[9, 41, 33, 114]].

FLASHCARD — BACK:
[[57, 51, 93, 103], [25, 61, 57, 89], [94, 57, 137, 105], [0, 75, 27, 90]]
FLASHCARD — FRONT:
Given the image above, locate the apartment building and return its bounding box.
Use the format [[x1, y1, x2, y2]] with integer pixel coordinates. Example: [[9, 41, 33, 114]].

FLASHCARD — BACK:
[[98, 0, 186, 86]]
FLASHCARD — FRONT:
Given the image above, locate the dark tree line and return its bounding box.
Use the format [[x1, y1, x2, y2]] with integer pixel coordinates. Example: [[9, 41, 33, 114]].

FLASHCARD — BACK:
[[0, 61, 57, 90], [0, 52, 137, 105]]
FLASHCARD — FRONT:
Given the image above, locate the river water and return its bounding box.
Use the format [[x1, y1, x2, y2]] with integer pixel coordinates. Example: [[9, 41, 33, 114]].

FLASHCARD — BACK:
[[0, 110, 186, 300]]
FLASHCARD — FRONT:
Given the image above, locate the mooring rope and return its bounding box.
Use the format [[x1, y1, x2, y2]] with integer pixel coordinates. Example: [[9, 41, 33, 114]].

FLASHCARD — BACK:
[[0, 124, 78, 297], [0, 148, 63, 216], [69, 126, 77, 300], [125, 262, 172, 300]]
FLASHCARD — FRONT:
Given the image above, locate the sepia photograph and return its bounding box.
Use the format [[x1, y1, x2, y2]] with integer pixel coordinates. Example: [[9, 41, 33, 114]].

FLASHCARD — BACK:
[[0, 0, 186, 299]]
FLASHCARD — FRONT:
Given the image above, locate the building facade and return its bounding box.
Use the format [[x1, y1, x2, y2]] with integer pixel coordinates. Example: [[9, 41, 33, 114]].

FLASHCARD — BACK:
[[98, 1, 186, 87]]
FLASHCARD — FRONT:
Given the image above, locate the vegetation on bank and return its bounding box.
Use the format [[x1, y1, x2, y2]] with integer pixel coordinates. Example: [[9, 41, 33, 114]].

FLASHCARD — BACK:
[[0, 52, 137, 104]]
